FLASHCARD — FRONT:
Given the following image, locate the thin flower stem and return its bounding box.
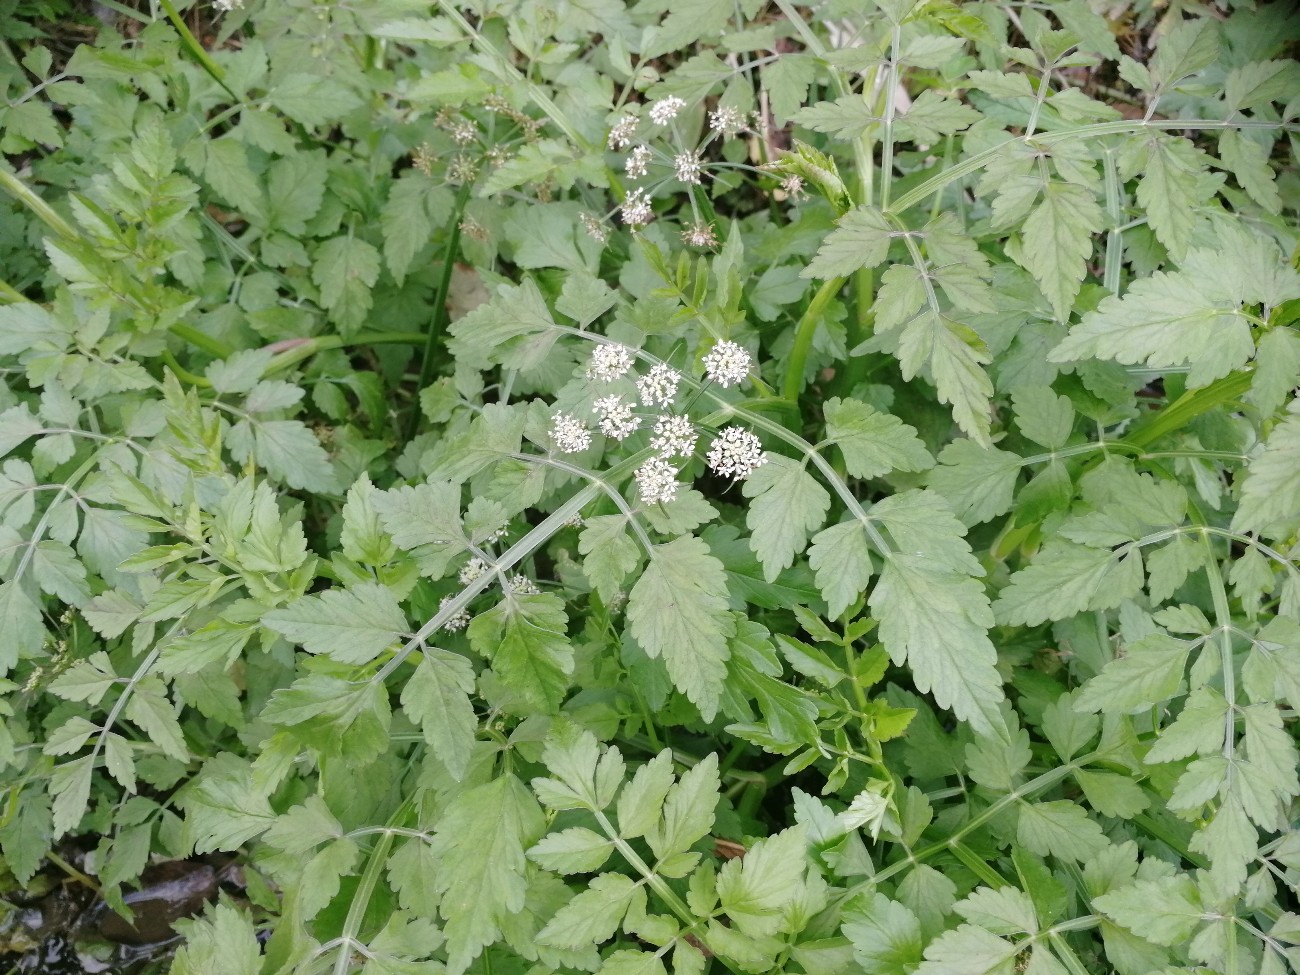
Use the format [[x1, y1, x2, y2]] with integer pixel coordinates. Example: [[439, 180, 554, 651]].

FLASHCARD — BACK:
[[155, 0, 240, 102], [510, 452, 655, 556], [408, 179, 473, 440], [782, 276, 843, 401]]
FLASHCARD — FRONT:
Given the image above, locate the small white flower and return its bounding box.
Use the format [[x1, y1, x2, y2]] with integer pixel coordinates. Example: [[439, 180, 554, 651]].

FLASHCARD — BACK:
[[706, 426, 767, 480], [650, 414, 698, 459], [636, 363, 680, 407], [635, 457, 681, 505], [781, 174, 805, 198], [551, 412, 592, 453], [580, 212, 609, 244], [626, 145, 652, 179], [508, 574, 540, 595], [703, 340, 751, 388], [586, 344, 634, 382], [213, 0, 243, 11], [674, 151, 703, 185], [622, 188, 653, 227], [709, 106, 747, 137], [593, 394, 641, 441], [450, 120, 477, 145], [608, 113, 638, 150], [649, 96, 685, 125], [439, 596, 471, 632], [681, 221, 718, 248], [459, 557, 489, 586]]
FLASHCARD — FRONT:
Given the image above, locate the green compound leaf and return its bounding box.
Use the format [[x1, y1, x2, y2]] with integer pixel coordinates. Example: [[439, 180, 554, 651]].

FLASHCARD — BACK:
[[803, 206, 894, 279], [870, 552, 1006, 739], [1050, 228, 1300, 387], [716, 825, 807, 937], [823, 397, 933, 479], [536, 872, 645, 949], [400, 648, 477, 781], [428, 774, 545, 975], [742, 454, 830, 582], [627, 536, 735, 721], [1021, 182, 1104, 321], [468, 593, 574, 713], [170, 902, 264, 975], [808, 520, 873, 621], [1232, 405, 1300, 540], [263, 582, 408, 665]]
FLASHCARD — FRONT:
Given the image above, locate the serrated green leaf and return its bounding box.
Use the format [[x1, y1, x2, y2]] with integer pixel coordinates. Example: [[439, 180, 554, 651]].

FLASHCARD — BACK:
[[915, 923, 1017, 975], [0, 580, 44, 673], [526, 826, 614, 874], [228, 418, 338, 493], [537, 872, 644, 949], [793, 97, 878, 140], [843, 893, 924, 974], [646, 753, 718, 861], [1016, 800, 1109, 862], [742, 454, 829, 582], [170, 902, 264, 975], [870, 553, 1006, 738], [617, 750, 676, 840], [579, 514, 641, 602], [263, 582, 408, 665], [716, 825, 806, 937], [1232, 406, 1300, 540], [803, 206, 894, 279], [953, 885, 1037, 935], [312, 236, 381, 333], [401, 648, 477, 780], [468, 593, 574, 712], [808, 520, 872, 621], [1094, 876, 1203, 945], [181, 756, 276, 854], [428, 774, 544, 975], [824, 397, 933, 478], [1021, 182, 1102, 321], [995, 541, 1143, 626], [627, 536, 735, 721]]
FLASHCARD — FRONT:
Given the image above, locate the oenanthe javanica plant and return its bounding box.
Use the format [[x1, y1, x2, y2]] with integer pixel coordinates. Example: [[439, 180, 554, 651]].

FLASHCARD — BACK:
[[0, 0, 1297, 973]]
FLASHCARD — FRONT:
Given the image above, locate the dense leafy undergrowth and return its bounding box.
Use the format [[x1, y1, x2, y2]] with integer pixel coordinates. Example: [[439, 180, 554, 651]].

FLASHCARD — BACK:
[[1, 0, 1299, 972]]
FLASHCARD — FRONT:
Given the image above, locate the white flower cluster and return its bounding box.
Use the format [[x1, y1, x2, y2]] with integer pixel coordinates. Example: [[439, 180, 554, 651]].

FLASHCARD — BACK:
[[508, 574, 540, 595], [459, 557, 489, 585], [674, 152, 702, 185], [706, 426, 766, 480], [622, 188, 653, 227], [551, 412, 592, 453], [649, 96, 685, 125], [637, 363, 680, 407], [682, 222, 718, 248], [593, 394, 640, 441], [580, 212, 609, 244], [635, 456, 680, 505], [607, 114, 638, 150], [709, 106, 748, 138], [586, 343, 633, 382], [439, 596, 471, 632], [703, 340, 751, 388], [213, 0, 244, 11], [650, 413, 697, 459], [626, 145, 652, 180]]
